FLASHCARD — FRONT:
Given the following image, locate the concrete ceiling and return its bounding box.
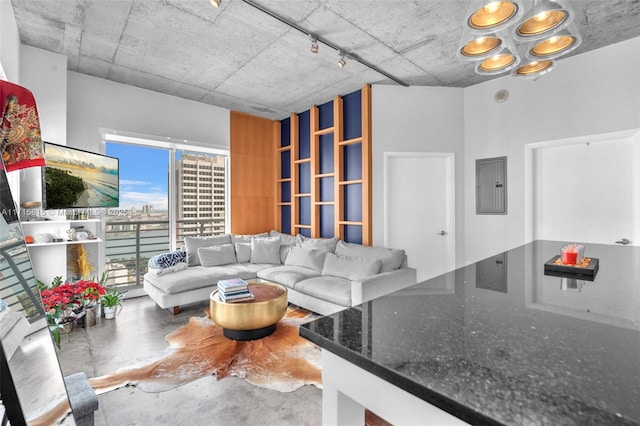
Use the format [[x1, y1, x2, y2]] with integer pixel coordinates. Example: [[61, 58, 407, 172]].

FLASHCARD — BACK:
[[9, 0, 640, 120]]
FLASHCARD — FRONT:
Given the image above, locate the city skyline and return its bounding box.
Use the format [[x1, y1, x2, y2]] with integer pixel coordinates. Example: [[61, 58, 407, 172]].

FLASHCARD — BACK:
[[105, 143, 225, 212], [106, 143, 168, 211]]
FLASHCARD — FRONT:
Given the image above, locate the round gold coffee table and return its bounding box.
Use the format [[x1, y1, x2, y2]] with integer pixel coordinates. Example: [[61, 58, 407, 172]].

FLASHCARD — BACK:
[[210, 281, 288, 340]]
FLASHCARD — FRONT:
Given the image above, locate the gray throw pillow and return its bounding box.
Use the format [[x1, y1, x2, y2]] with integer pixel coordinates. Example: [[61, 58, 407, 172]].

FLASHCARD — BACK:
[[335, 240, 406, 273], [250, 236, 281, 264], [284, 246, 327, 272], [296, 234, 339, 253], [197, 244, 237, 267], [235, 242, 251, 263], [270, 230, 297, 246], [322, 253, 382, 280], [184, 234, 232, 266], [231, 232, 268, 243]]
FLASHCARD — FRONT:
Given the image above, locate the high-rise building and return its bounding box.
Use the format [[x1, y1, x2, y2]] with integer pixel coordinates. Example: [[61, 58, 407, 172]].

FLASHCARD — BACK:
[[176, 154, 226, 236]]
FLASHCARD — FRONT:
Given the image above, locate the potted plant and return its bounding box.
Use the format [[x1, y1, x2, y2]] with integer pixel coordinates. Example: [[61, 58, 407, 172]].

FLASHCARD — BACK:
[[38, 276, 106, 347], [101, 287, 126, 319]]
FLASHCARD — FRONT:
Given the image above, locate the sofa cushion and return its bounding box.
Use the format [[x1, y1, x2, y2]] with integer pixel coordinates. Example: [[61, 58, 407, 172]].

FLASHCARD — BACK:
[[231, 232, 268, 243], [148, 250, 186, 269], [197, 244, 237, 267], [235, 242, 251, 263], [284, 247, 327, 272], [280, 245, 292, 264], [270, 230, 297, 246], [184, 234, 232, 266], [250, 237, 281, 264], [144, 263, 270, 294], [322, 253, 382, 280], [335, 240, 405, 273], [296, 234, 339, 252], [295, 276, 352, 307], [257, 265, 321, 289]]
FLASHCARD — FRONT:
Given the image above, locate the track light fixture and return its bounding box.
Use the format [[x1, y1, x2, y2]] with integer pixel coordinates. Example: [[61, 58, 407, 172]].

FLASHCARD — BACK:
[[239, 0, 408, 86], [458, 0, 581, 79], [310, 37, 319, 54], [337, 51, 347, 68], [210, 0, 221, 7]]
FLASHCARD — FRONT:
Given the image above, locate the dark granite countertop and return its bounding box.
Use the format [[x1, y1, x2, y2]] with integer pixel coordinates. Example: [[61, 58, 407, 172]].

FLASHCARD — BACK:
[[300, 240, 640, 425]]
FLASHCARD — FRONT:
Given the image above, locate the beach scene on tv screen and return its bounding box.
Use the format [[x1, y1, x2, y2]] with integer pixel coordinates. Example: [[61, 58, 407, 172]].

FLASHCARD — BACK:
[[44, 144, 119, 209]]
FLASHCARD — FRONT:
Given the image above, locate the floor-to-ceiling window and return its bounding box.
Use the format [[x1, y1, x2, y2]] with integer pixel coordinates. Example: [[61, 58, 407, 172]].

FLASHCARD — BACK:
[[101, 134, 228, 289]]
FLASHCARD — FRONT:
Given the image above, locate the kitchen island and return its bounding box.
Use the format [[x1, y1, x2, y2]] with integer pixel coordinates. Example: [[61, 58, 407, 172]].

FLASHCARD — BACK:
[[300, 240, 640, 425]]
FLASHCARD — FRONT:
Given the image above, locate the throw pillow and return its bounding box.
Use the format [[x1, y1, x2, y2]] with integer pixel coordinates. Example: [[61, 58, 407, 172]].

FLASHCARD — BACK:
[[197, 244, 237, 267], [270, 230, 297, 246], [296, 234, 339, 253], [147, 262, 188, 276], [231, 232, 268, 244], [184, 234, 232, 266], [235, 242, 251, 263], [322, 253, 382, 281], [284, 246, 327, 272], [148, 250, 186, 269], [335, 240, 406, 273], [280, 245, 292, 264], [250, 236, 281, 264]]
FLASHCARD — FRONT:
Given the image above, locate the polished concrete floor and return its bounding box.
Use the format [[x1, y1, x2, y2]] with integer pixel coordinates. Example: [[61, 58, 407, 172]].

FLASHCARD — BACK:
[[11, 296, 322, 425]]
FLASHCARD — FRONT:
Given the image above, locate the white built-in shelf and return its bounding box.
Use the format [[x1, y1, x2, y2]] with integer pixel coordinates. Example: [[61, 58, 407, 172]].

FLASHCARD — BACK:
[[26, 238, 102, 248]]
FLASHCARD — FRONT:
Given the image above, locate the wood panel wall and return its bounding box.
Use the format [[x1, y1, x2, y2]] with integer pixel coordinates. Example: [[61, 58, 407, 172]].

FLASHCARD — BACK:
[[230, 111, 278, 235]]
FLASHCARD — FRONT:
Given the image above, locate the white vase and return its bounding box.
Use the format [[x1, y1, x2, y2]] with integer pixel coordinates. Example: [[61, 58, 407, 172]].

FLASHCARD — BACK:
[[104, 306, 118, 319]]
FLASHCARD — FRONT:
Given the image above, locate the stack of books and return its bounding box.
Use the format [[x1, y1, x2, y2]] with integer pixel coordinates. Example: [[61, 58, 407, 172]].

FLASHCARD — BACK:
[[217, 278, 254, 303]]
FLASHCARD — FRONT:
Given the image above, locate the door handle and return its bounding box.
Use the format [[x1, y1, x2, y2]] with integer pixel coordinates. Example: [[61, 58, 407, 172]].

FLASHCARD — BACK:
[[615, 238, 630, 245], [438, 231, 448, 236]]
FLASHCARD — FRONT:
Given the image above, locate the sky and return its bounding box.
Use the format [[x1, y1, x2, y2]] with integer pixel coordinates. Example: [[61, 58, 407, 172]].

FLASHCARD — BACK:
[[106, 143, 169, 211]]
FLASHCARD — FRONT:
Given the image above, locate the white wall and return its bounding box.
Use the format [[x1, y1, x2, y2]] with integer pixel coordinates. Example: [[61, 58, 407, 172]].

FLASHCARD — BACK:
[[20, 46, 67, 144], [18, 46, 68, 205], [0, 0, 20, 83], [372, 85, 465, 266], [66, 71, 230, 154], [464, 37, 640, 264], [16, 47, 231, 205]]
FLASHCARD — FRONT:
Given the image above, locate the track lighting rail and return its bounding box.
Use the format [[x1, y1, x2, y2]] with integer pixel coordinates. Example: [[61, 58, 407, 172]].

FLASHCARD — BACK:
[[240, 0, 409, 87]]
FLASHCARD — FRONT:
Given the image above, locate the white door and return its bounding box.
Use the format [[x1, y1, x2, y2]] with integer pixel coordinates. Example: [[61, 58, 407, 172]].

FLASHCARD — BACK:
[[384, 152, 455, 282], [532, 129, 639, 246]]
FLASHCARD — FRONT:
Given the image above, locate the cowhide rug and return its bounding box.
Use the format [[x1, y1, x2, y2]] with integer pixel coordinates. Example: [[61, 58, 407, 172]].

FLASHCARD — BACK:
[[28, 307, 321, 425], [89, 306, 322, 394]]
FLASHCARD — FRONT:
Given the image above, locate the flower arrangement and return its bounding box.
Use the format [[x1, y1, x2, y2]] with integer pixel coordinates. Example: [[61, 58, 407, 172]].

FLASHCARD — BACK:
[[39, 277, 106, 347]]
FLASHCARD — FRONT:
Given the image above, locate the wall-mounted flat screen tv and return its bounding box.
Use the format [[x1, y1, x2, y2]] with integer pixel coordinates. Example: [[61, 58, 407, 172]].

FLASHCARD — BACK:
[[43, 142, 119, 210]]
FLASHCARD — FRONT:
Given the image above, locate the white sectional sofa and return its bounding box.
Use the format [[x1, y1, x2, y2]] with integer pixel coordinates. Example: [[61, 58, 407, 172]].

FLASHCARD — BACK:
[[143, 231, 417, 315]]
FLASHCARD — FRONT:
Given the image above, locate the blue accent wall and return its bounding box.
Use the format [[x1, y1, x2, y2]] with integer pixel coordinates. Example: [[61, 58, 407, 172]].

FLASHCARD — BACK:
[[277, 87, 366, 243], [299, 197, 311, 226], [319, 133, 334, 174], [344, 225, 362, 244], [319, 177, 334, 202], [319, 205, 334, 238], [344, 143, 362, 181], [280, 181, 291, 203], [344, 183, 362, 222], [299, 228, 311, 238], [343, 90, 362, 140], [281, 205, 291, 234], [280, 117, 291, 147], [299, 110, 311, 159], [280, 150, 291, 179], [319, 100, 334, 130], [298, 162, 311, 194]]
